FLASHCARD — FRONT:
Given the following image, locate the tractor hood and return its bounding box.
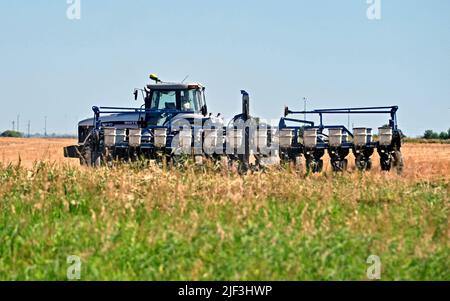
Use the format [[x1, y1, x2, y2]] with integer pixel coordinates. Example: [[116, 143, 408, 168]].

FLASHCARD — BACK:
[[78, 113, 140, 129], [78, 112, 223, 129]]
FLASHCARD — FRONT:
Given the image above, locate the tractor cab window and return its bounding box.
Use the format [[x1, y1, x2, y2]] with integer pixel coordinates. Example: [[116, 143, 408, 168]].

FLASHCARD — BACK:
[[180, 90, 197, 111], [149, 89, 201, 112], [150, 90, 177, 110]]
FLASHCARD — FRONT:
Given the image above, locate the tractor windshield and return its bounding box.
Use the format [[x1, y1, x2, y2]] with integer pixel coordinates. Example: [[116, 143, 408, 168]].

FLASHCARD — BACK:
[[149, 89, 201, 112]]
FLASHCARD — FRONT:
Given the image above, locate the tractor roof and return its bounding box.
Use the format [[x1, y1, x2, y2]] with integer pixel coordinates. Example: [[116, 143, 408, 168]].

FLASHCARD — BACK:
[[147, 82, 204, 90]]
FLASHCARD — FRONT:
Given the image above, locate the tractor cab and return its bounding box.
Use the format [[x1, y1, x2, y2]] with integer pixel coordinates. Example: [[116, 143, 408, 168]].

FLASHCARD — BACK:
[[145, 83, 207, 114], [140, 82, 209, 128]]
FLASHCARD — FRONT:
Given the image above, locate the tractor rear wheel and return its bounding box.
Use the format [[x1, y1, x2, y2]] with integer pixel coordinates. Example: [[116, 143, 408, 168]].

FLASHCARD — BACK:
[[79, 145, 92, 166], [79, 153, 89, 166], [91, 151, 102, 167]]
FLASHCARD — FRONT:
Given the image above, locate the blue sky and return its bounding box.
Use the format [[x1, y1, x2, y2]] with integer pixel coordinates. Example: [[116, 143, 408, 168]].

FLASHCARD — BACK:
[[0, 0, 449, 136]]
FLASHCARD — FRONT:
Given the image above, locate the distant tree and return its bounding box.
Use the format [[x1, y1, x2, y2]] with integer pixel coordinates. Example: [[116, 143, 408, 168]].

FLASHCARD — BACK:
[[439, 131, 449, 140], [0, 130, 23, 138], [424, 129, 450, 140], [423, 130, 437, 139]]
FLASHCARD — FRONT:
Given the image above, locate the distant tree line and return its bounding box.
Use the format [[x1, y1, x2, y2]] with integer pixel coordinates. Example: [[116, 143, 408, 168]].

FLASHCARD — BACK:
[[0, 130, 23, 138], [0, 130, 76, 138], [423, 129, 450, 140]]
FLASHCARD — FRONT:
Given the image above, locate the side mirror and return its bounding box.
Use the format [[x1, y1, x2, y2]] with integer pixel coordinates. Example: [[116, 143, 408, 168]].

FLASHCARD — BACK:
[[201, 105, 208, 116], [133, 90, 139, 101]]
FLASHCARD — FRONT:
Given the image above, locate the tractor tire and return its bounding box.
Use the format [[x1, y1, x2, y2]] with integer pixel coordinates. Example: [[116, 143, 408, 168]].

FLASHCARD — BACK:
[[103, 148, 114, 167], [307, 159, 323, 173], [91, 151, 102, 167], [355, 155, 371, 171], [331, 159, 348, 172], [80, 146, 92, 166], [380, 155, 392, 171], [343, 159, 349, 171], [238, 161, 250, 175], [393, 150, 404, 175], [366, 159, 372, 170], [331, 160, 339, 172], [316, 160, 324, 173]]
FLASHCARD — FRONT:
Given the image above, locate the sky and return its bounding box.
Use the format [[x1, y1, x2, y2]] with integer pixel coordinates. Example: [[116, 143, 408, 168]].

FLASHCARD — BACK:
[[0, 0, 449, 136]]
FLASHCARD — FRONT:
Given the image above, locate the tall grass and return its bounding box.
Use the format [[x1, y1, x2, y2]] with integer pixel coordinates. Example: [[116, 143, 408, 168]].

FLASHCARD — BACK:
[[0, 160, 448, 280]]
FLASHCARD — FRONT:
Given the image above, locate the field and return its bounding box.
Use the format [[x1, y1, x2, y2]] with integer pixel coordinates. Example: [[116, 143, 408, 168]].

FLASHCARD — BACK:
[[0, 138, 79, 168], [0, 138, 448, 280]]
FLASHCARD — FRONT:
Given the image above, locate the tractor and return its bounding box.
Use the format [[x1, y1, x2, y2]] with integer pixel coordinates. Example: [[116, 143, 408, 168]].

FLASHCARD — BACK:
[[64, 74, 266, 170], [65, 74, 404, 174]]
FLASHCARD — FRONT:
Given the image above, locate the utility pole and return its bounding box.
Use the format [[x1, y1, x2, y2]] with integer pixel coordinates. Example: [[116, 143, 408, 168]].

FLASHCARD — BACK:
[[12, 121, 15, 131], [303, 97, 307, 121], [27, 120, 31, 138], [44, 116, 47, 137], [347, 110, 350, 130]]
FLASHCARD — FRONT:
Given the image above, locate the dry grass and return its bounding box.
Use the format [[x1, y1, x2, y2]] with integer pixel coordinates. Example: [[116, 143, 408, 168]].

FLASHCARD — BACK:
[[1, 137, 449, 180], [0, 138, 78, 168]]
